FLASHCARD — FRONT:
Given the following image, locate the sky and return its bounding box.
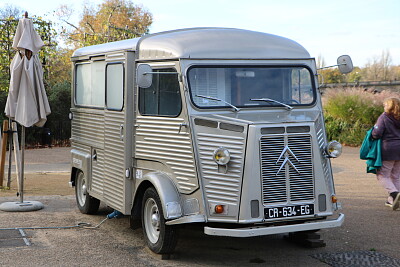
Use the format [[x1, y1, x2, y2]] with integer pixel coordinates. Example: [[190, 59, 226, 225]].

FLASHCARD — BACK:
[[1, 0, 399, 67]]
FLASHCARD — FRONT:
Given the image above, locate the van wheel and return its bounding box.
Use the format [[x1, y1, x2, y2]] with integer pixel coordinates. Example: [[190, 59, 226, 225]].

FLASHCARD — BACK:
[[75, 171, 100, 214], [142, 187, 179, 254]]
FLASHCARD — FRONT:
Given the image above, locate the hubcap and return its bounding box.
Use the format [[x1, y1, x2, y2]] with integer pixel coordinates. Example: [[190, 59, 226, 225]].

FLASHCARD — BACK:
[[144, 198, 160, 244], [151, 213, 159, 227]]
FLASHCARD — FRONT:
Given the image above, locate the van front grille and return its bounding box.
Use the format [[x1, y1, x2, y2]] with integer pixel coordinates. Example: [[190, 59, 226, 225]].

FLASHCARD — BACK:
[[260, 133, 314, 205]]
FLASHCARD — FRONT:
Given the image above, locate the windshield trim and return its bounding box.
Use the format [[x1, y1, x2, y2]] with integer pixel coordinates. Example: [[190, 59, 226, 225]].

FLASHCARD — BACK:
[[187, 64, 317, 110]]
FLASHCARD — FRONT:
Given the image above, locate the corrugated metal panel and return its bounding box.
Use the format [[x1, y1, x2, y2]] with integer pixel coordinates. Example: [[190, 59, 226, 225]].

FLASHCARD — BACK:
[[71, 111, 104, 147], [197, 133, 245, 205], [91, 150, 104, 196], [70, 141, 104, 196], [71, 111, 105, 197], [260, 131, 314, 205], [136, 116, 198, 193], [104, 110, 125, 209], [316, 115, 333, 184], [71, 141, 90, 155]]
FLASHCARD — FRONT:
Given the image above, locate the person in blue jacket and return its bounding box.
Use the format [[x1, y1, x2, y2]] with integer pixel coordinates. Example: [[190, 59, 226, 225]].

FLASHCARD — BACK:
[[372, 97, 400, 210]]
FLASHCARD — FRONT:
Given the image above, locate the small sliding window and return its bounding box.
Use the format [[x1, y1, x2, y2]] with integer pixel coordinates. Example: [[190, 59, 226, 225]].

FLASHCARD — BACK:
[[106, 63, 124, 111]]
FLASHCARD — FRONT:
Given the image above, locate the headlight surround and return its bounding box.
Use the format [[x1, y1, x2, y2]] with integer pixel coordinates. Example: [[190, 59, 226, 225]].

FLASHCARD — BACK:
[[213, 147, 230, 165], [326, 141, 342, 158]]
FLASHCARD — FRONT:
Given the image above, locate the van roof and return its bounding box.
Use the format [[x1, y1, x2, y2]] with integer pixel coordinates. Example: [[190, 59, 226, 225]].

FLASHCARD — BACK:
[[71, 27, 310, 60]]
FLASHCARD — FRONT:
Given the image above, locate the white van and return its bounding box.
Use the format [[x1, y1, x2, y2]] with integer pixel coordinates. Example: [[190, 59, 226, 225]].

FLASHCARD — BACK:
[[70, 28, 351, 254]]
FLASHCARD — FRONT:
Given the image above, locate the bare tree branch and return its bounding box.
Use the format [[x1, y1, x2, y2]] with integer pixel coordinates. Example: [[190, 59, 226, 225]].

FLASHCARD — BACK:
[[85, 22, 96, 34], [60, 18, 81, 33]]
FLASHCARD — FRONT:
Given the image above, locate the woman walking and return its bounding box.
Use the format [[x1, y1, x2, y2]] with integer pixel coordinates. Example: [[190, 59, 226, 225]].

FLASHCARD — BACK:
[[372, 97, 400, 210]]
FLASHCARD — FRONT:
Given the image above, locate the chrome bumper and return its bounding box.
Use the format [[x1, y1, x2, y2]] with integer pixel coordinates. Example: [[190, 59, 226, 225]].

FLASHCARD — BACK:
[[204, 213, 344, 237]]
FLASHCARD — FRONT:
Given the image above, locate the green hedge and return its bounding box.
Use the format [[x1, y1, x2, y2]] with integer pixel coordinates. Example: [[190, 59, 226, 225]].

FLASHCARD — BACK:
[[323, 87, 400, 146]]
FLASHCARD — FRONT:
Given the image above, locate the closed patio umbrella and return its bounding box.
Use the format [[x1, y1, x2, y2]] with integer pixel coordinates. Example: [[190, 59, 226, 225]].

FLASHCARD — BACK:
[[5, 15, 50, 127], [0, 13, 51, 211]]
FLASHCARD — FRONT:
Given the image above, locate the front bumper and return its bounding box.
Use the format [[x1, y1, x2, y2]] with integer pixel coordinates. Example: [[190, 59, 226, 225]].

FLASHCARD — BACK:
[[204, 213, 344, 237]]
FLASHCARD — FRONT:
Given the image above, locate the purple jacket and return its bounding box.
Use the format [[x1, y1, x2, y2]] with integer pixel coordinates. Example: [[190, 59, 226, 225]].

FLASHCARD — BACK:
[[372, 112, 400, 161]]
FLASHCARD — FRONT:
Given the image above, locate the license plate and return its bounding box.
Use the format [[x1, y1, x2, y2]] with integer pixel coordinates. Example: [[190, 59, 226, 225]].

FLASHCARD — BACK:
[[265, 204, 314, 219]]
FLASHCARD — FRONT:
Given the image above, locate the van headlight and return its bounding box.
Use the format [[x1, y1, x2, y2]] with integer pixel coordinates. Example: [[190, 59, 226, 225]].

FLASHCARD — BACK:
[[213, 147, 230, 165], [326, 141, 342, 158]]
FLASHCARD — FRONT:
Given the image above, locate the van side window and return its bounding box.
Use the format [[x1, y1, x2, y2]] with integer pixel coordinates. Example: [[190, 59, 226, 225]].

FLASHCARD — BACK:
[[139, 68, 182, 116], [75, 61, 105, 107], [106, 63, 124, 110]]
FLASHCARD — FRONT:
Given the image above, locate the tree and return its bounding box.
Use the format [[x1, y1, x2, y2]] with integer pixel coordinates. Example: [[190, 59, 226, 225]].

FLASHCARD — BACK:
[[58, 0, 153, 48], [0, 4, 22, 19], [0, 4, 22, 92], [0, 9, 57, 91], [362, 50, 396, 81], [47, 47, 73, 86], [319, 68, 347, 84], [347, 67, 362, 83]]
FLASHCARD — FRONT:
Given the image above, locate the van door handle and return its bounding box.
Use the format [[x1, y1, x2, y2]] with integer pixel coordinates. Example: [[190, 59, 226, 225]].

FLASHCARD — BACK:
[[179, 122, 188, 133], [92, 149, 97, 161], [120, 124, 124, 140]]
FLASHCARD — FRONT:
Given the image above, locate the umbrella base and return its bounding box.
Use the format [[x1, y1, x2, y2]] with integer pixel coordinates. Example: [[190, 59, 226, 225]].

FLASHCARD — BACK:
[[0, 201, 44, 212]]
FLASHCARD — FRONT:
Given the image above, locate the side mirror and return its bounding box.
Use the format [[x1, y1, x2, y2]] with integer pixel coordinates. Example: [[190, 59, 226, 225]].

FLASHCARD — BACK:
[[337, 55, 353, 74], [136, 64, 153, 88]]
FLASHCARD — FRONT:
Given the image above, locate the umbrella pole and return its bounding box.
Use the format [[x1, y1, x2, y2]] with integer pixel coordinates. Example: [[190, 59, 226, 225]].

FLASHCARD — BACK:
[[7, 122, 13, 188], [11, 122, 21, 201], [20, 125, 25, 203], [0, 120, 8, 187]]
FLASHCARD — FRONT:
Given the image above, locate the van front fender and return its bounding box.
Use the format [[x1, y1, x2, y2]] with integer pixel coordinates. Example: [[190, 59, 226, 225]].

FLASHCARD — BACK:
[[142, 172, 182, 220]]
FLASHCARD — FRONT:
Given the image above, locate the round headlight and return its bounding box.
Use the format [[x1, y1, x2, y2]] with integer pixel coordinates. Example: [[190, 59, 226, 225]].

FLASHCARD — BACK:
[[213, 147, 230, 165], [326, 141, 342, 158]]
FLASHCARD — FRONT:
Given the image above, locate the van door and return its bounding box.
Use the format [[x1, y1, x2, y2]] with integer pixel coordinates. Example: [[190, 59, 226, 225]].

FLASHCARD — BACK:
[[103, 58, 126, 211], [135, 62, 199, 194]]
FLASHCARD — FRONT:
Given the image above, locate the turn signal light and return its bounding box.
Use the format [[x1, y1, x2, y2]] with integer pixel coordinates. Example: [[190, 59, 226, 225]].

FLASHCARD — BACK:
[[215, 205, 224, 214], [332, 196, 338, 203]]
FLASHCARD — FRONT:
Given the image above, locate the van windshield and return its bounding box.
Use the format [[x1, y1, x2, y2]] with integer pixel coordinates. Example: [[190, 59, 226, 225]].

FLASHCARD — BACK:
[[188, 66, 315, 109]]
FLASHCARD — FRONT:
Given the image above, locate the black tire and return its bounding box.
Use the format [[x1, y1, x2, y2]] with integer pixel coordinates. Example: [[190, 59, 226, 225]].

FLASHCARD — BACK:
[[141, 187, 179, 254], [75, 171, 100, 214]]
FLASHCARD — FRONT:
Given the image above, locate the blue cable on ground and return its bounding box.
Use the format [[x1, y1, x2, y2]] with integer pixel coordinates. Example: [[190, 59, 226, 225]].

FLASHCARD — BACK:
[[106, 210, 124, 219]]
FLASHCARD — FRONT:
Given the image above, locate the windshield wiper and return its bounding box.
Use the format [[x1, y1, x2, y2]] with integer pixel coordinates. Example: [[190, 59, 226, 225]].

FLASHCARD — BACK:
[[250, 98, 293, 110], [195, 95, 240, 112]]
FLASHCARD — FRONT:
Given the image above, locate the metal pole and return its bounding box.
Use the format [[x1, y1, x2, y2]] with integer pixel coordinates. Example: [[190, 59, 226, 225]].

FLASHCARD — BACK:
[[11, 122, 21, 202], [20, 125, 25, 203], [6, 120, 12, 188], [0, 120, 9, 187]]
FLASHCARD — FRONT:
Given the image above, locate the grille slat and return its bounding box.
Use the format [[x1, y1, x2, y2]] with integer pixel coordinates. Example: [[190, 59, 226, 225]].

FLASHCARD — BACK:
[[260, 132, 314, 205]]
